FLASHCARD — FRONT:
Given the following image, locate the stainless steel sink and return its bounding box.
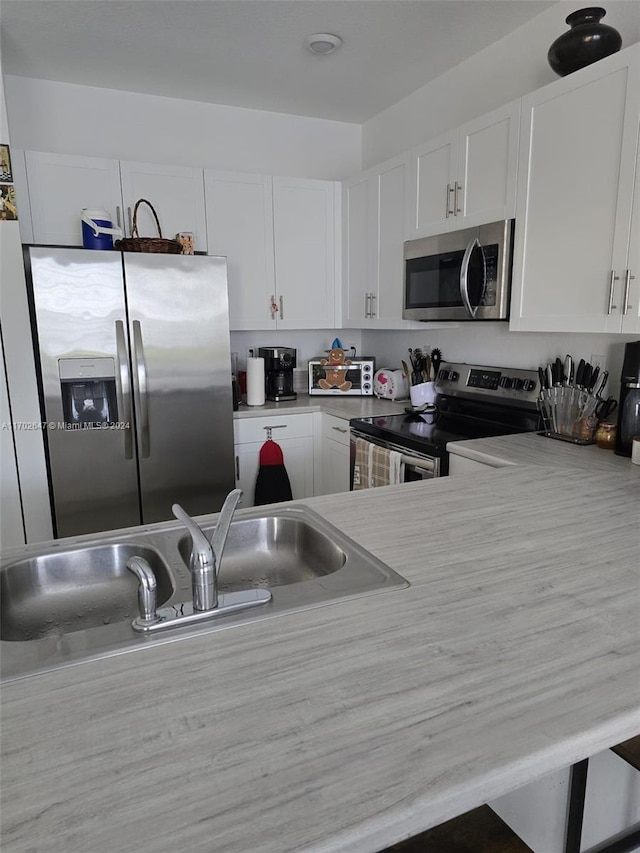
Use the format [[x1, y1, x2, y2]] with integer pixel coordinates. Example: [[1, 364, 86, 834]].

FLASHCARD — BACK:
[[177, 514, 347, 591], [1, 544, 175, 641], [0, 504, 408, 682]]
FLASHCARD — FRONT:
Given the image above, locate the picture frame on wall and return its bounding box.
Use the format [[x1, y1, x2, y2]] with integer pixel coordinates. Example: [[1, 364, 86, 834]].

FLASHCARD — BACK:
[[0, 185, 18, 220], [0, 144, 13, 183]]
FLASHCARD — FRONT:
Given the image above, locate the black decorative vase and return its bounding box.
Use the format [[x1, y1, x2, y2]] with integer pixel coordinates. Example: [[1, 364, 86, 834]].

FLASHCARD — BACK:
[[547, 7, 622, 77]]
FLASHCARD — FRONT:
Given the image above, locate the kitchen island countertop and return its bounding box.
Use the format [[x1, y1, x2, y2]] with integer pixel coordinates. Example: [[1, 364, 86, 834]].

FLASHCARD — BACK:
[[448, 429, 640, 475], [1, 459, 639, 852]]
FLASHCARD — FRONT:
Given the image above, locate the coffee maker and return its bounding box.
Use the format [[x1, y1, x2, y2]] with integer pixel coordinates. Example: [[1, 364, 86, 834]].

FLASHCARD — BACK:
[[259, 347, 297, 402], [615, 340, 640, 456]]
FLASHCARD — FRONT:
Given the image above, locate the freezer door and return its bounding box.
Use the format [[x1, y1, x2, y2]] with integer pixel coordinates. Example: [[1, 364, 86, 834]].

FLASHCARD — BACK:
[[123, 253, 235, 522], [27, 248, 140, 537]]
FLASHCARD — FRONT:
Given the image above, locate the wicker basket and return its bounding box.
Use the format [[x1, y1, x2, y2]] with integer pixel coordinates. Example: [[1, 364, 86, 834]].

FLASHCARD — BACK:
[[115, 199, 182, 254]]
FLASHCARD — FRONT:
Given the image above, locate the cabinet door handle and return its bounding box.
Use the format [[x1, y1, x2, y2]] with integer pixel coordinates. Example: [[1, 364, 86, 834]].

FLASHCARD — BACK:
[[235, 455, 240, 482], [332, 426, 348, 434], [116, 206, 122, 230], [364, 293, 370, 318], [127, 206, 133, 237], [270, 295, 278, 319], [623, 269, 635, 315], [607, 270, 620, 314], [279, 295, 284, 320], [370, 293, 377, 318], [454, 181, 463, 215], [445, 183, 454, 218]]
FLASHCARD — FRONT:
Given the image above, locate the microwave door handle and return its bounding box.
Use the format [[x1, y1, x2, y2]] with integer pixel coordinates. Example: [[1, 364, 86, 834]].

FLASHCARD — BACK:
[[460, 235, 481, 318]]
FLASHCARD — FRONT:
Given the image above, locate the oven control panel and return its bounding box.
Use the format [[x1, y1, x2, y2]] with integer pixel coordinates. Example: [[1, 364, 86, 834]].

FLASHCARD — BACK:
[[437, 362, 540, 406]]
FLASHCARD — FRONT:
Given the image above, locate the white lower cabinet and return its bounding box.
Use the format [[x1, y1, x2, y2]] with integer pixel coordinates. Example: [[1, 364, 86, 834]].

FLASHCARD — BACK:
[[319, 414, 351, 495], [233, 413, 314, 508]]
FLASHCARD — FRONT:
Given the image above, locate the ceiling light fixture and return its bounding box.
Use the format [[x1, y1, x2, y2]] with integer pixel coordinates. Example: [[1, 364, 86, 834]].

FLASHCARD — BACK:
[[304, 33, 343, 55]]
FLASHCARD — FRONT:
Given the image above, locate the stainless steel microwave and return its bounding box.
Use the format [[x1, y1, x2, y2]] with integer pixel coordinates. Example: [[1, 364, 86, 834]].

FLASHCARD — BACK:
[[403, 219, 514, 322]]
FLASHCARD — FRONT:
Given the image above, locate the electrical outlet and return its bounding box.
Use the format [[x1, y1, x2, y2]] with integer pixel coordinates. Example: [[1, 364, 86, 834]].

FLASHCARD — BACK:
[[590, 354, 607, 371], [246, 346, 257, 361]]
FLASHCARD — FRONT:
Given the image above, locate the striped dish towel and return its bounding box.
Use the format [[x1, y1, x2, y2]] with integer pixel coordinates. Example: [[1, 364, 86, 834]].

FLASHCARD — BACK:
[[353, 437, 403, 489]]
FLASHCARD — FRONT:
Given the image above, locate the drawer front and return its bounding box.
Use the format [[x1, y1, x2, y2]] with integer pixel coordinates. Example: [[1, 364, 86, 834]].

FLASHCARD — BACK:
[[322, 414, 350, 446], [234, 413, 314, 444]]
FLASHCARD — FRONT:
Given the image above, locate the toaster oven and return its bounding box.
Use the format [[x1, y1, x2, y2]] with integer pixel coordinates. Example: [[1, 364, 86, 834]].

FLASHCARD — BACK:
[[308, 358, 375, 396]]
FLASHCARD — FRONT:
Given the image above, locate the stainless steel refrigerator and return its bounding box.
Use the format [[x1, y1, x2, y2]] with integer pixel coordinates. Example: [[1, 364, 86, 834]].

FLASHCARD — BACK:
[[25, 247, 236, 538]]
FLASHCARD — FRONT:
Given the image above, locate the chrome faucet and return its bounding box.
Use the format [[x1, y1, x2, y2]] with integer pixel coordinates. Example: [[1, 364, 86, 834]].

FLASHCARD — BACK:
[[172, 488, 242, 611], [127, 487, 271, 633]]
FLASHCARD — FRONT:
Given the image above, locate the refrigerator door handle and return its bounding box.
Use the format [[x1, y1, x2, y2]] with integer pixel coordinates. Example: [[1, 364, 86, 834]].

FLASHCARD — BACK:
[[115, 320, 133, 460], [132, 320, 150, 458]]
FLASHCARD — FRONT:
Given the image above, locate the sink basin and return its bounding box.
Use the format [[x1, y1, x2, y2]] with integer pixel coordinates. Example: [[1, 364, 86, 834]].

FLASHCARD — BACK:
[[0, 504, 408, 682], [178, 514, 346, 591], [1, 544, 174, 641]]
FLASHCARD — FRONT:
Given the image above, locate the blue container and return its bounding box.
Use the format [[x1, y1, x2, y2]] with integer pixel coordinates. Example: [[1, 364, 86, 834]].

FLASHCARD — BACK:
[[81, 209, 121, 250]]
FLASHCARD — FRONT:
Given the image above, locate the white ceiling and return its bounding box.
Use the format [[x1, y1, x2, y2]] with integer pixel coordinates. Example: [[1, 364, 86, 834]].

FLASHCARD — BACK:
[[0, 0, 558, 123]]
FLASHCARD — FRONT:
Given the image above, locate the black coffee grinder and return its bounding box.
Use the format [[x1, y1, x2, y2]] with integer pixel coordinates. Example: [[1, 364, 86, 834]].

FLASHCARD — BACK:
[[615, 340, 640, 456], [259, 347, 297, 402]]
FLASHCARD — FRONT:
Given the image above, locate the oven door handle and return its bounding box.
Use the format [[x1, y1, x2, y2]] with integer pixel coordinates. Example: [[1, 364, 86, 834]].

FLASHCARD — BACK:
[[460, 235, 484, 319]]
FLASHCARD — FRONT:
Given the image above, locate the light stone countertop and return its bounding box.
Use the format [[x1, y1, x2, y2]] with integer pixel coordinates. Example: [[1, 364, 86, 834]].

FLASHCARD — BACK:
[[1, 461, 639, 853], [447, 430, 640, 476], [233, 392, 408, 420]]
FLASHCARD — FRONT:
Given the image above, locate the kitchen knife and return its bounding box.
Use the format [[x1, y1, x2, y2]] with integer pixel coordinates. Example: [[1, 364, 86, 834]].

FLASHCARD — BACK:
[[575, 358, 586, 389], [587, 364, 599, 393], [593, 369, 608, 398], [564, 354, 573, 386], [554, 357, 563, 385], [582, 363, 592, 392], [538, 366, 547, 390], [546, 364, 554, 389]]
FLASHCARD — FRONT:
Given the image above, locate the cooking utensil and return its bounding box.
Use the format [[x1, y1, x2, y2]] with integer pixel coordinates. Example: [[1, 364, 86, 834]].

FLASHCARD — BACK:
[[587, 365, 599, 393], [582, 363, 593, 392], [575, 358, 586, 389], [595, 397, 617, 422], [401, 360, 411, 384]]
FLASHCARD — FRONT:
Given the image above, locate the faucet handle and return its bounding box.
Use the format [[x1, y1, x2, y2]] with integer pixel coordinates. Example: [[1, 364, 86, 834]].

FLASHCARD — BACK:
[[210, 488, 243, 569], [127, 556, 159, 623], [172, 504, 213, 563]]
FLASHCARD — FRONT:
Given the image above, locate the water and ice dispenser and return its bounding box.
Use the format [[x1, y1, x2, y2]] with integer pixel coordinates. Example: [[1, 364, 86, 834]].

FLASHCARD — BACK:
[[59, 358, 119, 428]]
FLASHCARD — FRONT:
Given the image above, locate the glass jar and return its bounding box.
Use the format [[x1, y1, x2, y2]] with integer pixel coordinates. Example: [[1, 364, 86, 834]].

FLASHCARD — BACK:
[[595, 422, 616, 449]]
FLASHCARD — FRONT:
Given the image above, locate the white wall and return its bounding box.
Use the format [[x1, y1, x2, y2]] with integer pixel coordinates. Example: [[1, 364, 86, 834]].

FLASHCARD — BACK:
[[3, 76, 361, 181], [362, 1, 640, 167]]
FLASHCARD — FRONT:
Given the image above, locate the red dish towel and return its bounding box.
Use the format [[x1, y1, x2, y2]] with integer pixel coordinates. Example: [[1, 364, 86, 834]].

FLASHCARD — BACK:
[[254, 440, 293, 505]]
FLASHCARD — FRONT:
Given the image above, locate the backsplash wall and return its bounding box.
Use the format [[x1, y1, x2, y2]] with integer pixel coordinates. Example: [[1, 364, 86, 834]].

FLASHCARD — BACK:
[[231, 325, 638, 401], [363, 326, 639, 398]]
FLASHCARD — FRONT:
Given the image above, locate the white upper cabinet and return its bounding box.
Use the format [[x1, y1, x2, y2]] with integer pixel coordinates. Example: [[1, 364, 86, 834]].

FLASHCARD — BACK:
[[205, 171, 275, 330], [343, 154, 415, 328], [407, 100, 520, 239], [272, 176, 337, 330], [206, 172, 339, 331], [19, 152, 208, 251], [23, 151, 123, 246], [118, 161, 207, 250], [510, 46, 640, 333]]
